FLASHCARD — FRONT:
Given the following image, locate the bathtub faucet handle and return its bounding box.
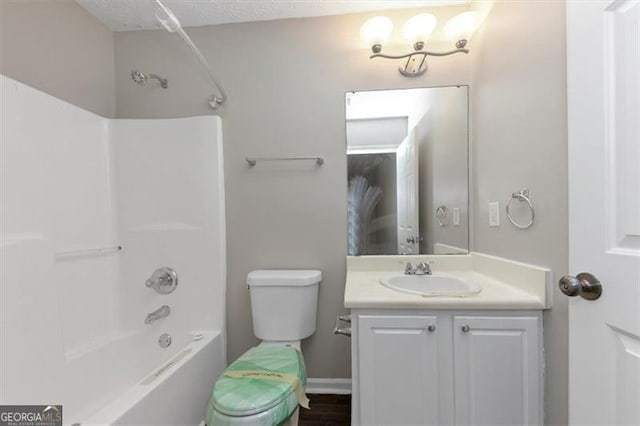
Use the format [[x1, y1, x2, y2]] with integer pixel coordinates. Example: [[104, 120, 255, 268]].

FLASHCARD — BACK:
[[145, 267, 178, 294]]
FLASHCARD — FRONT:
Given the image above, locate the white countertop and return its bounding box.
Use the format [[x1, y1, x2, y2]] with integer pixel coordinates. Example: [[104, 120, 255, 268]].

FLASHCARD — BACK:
[[344, 253, 552, 310]]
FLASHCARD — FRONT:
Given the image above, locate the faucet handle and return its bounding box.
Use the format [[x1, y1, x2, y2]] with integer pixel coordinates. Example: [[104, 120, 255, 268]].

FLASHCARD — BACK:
[[416, 261, 433, 275], [146, 267, 178, 294], [404, 262, 414, 274]]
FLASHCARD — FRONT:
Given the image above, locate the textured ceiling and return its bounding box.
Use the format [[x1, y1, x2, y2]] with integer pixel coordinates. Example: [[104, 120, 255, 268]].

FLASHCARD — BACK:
[[76, 0, 469, 32]]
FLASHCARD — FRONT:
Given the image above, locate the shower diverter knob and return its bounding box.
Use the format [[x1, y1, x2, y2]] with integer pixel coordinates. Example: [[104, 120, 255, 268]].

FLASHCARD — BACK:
[[145, 267, 178, 294]]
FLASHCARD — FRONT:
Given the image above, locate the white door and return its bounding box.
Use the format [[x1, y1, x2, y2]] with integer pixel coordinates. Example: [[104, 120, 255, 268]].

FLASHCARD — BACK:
[[566, 1, 640, 424], [452, 315, 542, 425], [357, 315, 439, 425], [396, 129, 420, 254]]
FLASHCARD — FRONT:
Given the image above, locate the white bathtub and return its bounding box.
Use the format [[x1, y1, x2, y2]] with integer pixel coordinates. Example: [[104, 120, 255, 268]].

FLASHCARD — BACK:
[[76, 331, 225, 426]]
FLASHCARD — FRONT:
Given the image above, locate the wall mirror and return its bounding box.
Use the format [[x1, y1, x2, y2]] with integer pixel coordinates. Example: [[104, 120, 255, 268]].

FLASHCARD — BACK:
[[345, 86, 469, 255]]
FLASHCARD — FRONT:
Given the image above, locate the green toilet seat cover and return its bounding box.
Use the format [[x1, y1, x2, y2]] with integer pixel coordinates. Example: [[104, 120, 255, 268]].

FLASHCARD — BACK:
[[209, 346, 307, 419]]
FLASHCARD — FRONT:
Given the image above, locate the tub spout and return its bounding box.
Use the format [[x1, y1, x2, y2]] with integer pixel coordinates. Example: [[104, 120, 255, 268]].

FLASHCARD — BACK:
[[145, 305, 171, 324]]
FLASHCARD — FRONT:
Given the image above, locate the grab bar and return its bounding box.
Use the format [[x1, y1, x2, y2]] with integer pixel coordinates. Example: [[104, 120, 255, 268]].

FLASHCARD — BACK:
[[245, 156, 324, 166], [55, 245, 122, 261]]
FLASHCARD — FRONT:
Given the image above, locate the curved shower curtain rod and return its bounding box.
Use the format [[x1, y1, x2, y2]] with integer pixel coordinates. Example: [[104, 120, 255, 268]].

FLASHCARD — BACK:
[[154, 0, 227, 109]]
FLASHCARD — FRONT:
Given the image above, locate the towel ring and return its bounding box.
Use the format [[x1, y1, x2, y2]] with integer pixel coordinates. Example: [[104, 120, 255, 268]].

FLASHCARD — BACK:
[[506, 189, 535, 229], [435, 205, 449, 227]]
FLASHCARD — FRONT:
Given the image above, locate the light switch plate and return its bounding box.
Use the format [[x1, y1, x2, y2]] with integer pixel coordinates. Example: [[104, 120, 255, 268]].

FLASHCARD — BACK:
[[453, 208, 460, 226], [489, 202, 500, 227]]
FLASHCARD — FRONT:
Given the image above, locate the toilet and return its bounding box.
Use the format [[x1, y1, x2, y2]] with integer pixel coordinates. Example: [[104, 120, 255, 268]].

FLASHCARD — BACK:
[[206, 269, 322, 426]]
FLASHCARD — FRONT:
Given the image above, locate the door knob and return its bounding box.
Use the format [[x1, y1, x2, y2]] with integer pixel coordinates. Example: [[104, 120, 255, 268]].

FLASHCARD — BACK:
[[558, 272, 602, 300], [406, 236, 416, 243]]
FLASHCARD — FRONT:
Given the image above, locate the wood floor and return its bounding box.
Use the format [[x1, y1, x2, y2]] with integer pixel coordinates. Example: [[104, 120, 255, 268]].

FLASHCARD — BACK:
[[299, 394, 351, 426]]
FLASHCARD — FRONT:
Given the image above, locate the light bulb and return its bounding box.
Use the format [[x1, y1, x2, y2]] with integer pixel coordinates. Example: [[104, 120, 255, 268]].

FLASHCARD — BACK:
[[444, 11, 479, 47], [403, 13, 437, 48], [360, 16, 393, 53]]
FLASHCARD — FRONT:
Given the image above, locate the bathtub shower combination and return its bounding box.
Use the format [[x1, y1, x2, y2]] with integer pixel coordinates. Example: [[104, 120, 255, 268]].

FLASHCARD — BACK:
[[0, 75, 227, 425]]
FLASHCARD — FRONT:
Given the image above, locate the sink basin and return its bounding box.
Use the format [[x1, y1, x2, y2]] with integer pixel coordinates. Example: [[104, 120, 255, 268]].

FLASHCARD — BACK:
[[380, 274, 482, 297]]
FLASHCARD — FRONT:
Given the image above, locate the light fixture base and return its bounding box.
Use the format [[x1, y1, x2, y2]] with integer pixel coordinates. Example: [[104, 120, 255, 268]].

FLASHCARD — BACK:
[[399, 58, 427, 77], [398, 66, 427, 77], [413, 41, 425, 51], [371, 44, 382, 54], [455, 39, 468, 49]]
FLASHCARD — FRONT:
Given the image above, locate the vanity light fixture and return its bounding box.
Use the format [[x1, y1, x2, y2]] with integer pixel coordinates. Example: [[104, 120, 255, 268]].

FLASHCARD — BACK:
[[363, 11, 480, 77]]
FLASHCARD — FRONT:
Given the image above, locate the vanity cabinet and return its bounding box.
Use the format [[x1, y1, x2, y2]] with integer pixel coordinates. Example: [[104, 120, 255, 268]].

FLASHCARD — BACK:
[[351, 310, 543, 426]]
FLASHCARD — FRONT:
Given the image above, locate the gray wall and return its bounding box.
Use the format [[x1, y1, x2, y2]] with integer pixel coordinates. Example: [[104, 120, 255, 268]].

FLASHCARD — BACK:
[[470, 1, 568, 424], [0, 1, 568, 419], [0, 0, 115, 118], [415, 87, 469, 253], [112, 7, 470, 378]]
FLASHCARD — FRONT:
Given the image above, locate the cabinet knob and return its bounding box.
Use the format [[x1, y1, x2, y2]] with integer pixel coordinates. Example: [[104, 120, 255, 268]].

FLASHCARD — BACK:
[[461, 324, 470, 333], [427, 324, 436, 332]]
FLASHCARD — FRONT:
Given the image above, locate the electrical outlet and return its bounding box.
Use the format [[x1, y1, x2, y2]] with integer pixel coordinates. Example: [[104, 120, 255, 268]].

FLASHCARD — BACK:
[[453, 208, 460, 226], [489, 202, 500, 227]]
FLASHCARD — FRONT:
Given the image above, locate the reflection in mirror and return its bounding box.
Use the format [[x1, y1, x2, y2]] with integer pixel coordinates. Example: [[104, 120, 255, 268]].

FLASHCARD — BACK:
[[346, 86, 469, 255]]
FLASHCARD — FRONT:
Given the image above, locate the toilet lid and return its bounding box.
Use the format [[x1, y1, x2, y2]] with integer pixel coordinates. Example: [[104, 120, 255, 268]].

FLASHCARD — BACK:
[[211, 345, 307, 417]]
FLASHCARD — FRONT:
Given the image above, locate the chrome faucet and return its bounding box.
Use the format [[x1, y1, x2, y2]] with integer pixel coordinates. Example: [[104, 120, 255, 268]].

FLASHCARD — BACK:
[[145, 305, 171, 324], [403, 261, 433, 275]]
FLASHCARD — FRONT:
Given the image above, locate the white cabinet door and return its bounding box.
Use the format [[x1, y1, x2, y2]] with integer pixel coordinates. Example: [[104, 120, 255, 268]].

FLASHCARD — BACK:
[[358, 315, 439, 425], [453, 316, 542, 425]]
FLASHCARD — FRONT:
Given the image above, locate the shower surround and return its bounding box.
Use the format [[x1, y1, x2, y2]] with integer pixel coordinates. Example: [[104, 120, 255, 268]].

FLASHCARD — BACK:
[[0, 75, 226, 425]]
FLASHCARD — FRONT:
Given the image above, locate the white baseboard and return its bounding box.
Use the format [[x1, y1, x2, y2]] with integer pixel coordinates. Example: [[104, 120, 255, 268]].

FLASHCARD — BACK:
[[306, 378, 352, 394]]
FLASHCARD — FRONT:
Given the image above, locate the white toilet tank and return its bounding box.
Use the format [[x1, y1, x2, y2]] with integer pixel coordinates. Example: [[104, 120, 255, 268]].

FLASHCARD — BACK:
[[247, 270, 321, 341]]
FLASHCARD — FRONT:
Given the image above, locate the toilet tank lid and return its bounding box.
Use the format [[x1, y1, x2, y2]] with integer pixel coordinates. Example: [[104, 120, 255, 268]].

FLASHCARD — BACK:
[[247, 270, 322, 287]]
